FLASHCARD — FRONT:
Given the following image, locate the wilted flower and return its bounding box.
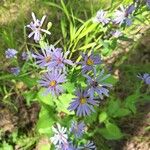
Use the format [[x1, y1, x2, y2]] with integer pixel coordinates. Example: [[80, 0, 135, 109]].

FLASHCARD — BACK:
[[79, 51, 101, 73], [137, 73, 150, 85], [68, 88, 98, 116], [70, 121, 85, 138], [94, 10, 110, 25], [10, 67, 20, 75], [27, 12, 51, 42], [84, 69, 112, 99], [111, 30, 122, 38], [80, 141, 96, 150], [50, 123, 69, 149], [114, 5, 134, 26], [39, 70, 66, 96], [49, 50, 74, 71], [34, 45, 54, 68], [22, 51, 29, 60], [5, 48, 18, 58]]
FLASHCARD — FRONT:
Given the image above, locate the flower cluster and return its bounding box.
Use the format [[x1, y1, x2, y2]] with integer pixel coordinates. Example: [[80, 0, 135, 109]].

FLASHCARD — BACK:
[[93, 1, 137, 32], [50, 123, 96, 150], [26, 13, 74, 97], [5, 48, 20, 75], [68, 51, 112, 116], [35, 44, 73, 96]]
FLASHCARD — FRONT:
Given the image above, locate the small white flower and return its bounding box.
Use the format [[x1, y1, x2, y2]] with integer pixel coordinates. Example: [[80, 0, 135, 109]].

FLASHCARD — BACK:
[[50, 123, 68, 147], [93, 10, 110, 25], [27, 12, 51, 42], [113, 5, 132, 26]]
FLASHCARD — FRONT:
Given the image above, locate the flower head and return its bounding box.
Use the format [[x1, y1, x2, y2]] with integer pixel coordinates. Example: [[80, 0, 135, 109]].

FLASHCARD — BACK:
[[5, 48, 18, 58], [39, 70, 66, 96], [84, 69, 112, 99], [49, 50, 74, 71], [27, 12, 51, 42], [68, 89, 98, 116], [10, 67, 20, 75], [80, 141, 96, 150], [34, 45, 54, 68], [79, 51, 101, 74], [70, 121, 85, 138], [94, 10, 110, 25], [50, 123, 68, 149], [137, 73, 150, 85], [114, 5, 134, 26]]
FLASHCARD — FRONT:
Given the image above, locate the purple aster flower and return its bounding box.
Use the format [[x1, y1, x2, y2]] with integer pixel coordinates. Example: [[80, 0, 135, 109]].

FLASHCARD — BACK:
[[34, 45, 54, 68], [27, 12, 51, 42], [50, 123, 69, 150], [126, 4, 135, 15], [5, 48, 18, 58], [80, 141, 96, 150], [67, 143, 78, 150], [56, 142, 78, 150], [137, 73, 150, 85], [68, 88, 98, 116], [70, 121, 85, 138], [114, 5, 134, 26], [39, 70, 66, 96], [93, 10, 110, 25], [10, 67, 20, 75], [78, 51, 101, 74], [84, 69, 112, 99], [48, 50, 74, 71], [111, 30, 122, 38]]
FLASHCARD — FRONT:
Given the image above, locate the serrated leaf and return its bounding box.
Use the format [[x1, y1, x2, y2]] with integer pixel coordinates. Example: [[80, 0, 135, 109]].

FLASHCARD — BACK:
[[99, 122, 123, 140], [36, 106, 55, 136], [37, 88, 56, 106], [63, 82, 75, 93], [55, 93, 75, 114]]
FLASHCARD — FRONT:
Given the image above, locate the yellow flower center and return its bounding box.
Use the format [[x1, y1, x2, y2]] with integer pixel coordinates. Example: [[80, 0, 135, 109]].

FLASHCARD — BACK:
[[49, 80, 56, 87], [45, 55, 51, 63], [86, 58, 94, 65], [80, 97, 87, 104]]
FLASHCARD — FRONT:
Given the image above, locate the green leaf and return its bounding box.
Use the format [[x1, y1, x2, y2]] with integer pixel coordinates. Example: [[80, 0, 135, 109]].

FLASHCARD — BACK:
[[23, 90, 37, 106], [37, 88, 56, 106], [105, 75, 118, 85], [107, 100, 120, 116], [99, 111, 108, 123], [18, 76, 37, 88], [61, 18, 67, 39], [1, 142, 13, 150], [99, 122, 123, 140], [36, 106, 55, 136], [77, 23, 97, 40], [113, 108, 131, 118], [55, 93, 75, 114], [125, 93, 140, 114], [63, 82, 75, 93]]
